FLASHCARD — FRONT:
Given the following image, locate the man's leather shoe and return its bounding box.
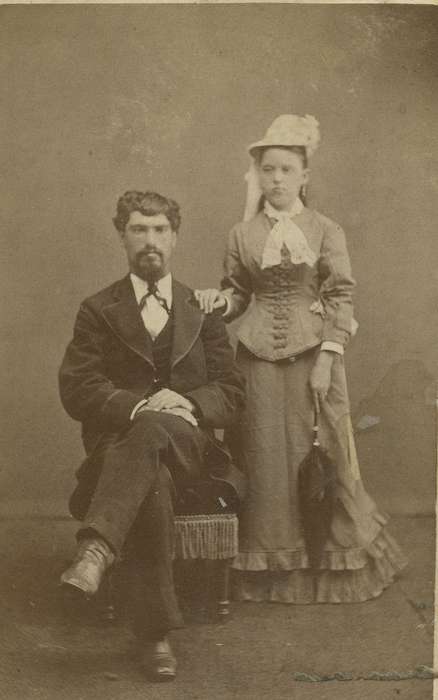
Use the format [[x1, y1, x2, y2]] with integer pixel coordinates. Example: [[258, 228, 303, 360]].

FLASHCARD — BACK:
[[142, 637, 177, 682], [60, 537, 115, 597]]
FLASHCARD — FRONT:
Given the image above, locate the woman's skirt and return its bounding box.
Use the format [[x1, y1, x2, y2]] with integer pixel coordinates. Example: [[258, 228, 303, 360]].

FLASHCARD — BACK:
[[230, 344, 407, 603]]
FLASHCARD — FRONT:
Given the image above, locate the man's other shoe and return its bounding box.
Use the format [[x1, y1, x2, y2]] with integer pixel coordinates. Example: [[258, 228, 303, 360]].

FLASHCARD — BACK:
[[142, 637, 177, 682]]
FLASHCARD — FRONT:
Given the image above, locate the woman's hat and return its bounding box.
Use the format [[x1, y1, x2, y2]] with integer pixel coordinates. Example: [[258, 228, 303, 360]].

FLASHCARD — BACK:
[[248, 114, 320, 158]]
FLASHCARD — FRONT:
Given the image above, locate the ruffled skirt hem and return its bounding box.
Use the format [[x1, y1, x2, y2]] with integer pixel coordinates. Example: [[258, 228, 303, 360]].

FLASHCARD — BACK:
[[231, 529, 408, 604]]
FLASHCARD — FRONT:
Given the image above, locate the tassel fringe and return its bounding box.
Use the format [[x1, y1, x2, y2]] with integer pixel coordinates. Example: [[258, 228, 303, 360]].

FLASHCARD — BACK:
[[174, 514, 238, 560]]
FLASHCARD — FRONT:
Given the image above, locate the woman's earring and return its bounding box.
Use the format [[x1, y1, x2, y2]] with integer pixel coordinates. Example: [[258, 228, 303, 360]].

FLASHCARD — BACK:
[[300, 185, 307, 202]]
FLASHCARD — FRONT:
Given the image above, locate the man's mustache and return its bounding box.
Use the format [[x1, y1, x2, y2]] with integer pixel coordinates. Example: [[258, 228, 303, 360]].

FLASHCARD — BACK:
[[137, 248, 163, 259]]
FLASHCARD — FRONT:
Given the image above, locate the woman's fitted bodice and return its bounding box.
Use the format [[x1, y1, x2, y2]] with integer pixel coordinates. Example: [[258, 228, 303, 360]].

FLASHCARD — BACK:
[[221, 208, 355, 361]]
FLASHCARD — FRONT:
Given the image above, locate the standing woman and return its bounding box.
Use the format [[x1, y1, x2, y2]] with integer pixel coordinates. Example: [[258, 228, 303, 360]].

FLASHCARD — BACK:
[[195, 115, 406, 603]]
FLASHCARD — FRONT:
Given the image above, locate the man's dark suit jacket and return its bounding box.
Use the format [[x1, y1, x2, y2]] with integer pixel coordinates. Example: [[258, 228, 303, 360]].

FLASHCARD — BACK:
[[59, 275, 246, 518]]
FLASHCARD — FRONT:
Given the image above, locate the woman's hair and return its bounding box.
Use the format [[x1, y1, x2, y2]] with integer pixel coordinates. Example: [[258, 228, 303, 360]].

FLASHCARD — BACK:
[[113, 191, 181, 232], [254, 145, 308, 208], [253, 144, 308, 169]]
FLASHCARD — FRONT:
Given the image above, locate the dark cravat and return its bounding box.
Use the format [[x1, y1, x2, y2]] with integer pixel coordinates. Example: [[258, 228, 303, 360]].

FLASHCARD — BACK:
[[138, 281, 170, 314]]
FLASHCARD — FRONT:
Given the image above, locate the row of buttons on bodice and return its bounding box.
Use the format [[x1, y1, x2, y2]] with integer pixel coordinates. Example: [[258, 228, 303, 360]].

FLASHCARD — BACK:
[[257, 249, 302, 351]]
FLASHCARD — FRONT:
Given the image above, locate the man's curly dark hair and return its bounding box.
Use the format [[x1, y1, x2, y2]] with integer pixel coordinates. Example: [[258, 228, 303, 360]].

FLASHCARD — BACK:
[[113, 191, 181, 233]]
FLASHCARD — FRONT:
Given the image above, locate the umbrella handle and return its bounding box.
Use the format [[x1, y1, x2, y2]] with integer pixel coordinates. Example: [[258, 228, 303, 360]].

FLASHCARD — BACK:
[[312, 405, 320, 447]]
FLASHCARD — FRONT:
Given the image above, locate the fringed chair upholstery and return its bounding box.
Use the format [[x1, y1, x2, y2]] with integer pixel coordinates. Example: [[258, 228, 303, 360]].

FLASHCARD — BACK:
[[174, 512, 238, 560], [174, 511, 238, 618]]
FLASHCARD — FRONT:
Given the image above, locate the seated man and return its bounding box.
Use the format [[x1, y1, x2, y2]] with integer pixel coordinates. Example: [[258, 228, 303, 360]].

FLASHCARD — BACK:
[[59, 190, 245, 681]]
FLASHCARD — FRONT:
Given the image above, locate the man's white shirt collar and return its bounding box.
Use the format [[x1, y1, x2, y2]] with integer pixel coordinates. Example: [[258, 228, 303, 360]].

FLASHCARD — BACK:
[[130, 272, 173, 309]]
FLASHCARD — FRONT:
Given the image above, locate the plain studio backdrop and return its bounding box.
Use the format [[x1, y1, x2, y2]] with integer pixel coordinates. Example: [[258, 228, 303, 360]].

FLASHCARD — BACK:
[[0, 4, 437, 517]]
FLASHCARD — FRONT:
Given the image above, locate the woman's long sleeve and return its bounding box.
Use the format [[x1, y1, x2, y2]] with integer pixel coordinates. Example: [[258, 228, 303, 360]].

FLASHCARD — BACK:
[[220, 225, 253, 323], [318, 222, 356, 348]]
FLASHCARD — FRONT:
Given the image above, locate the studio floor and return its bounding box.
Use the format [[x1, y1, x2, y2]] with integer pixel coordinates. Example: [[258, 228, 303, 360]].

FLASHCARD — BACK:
[[0, 515, 434, 700]]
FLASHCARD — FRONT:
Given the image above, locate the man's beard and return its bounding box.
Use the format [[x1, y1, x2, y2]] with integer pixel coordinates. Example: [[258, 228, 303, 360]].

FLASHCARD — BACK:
[[134, 249, 164, 281]]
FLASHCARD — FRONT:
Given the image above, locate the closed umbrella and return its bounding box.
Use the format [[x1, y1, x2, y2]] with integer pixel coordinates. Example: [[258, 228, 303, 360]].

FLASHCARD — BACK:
[[298, 406, 337, 569]]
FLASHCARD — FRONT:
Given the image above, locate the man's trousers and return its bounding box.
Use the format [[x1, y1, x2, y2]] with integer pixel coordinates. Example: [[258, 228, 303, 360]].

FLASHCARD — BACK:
[[79, 410, 209, 639]]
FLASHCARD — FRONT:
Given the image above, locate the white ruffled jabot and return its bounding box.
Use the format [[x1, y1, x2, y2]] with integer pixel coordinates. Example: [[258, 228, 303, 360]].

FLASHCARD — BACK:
[[261, 200, 317, 269]]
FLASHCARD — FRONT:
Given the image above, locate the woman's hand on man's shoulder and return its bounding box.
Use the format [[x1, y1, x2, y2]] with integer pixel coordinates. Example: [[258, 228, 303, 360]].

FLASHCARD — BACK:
[[193, 289, 227, 314]]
